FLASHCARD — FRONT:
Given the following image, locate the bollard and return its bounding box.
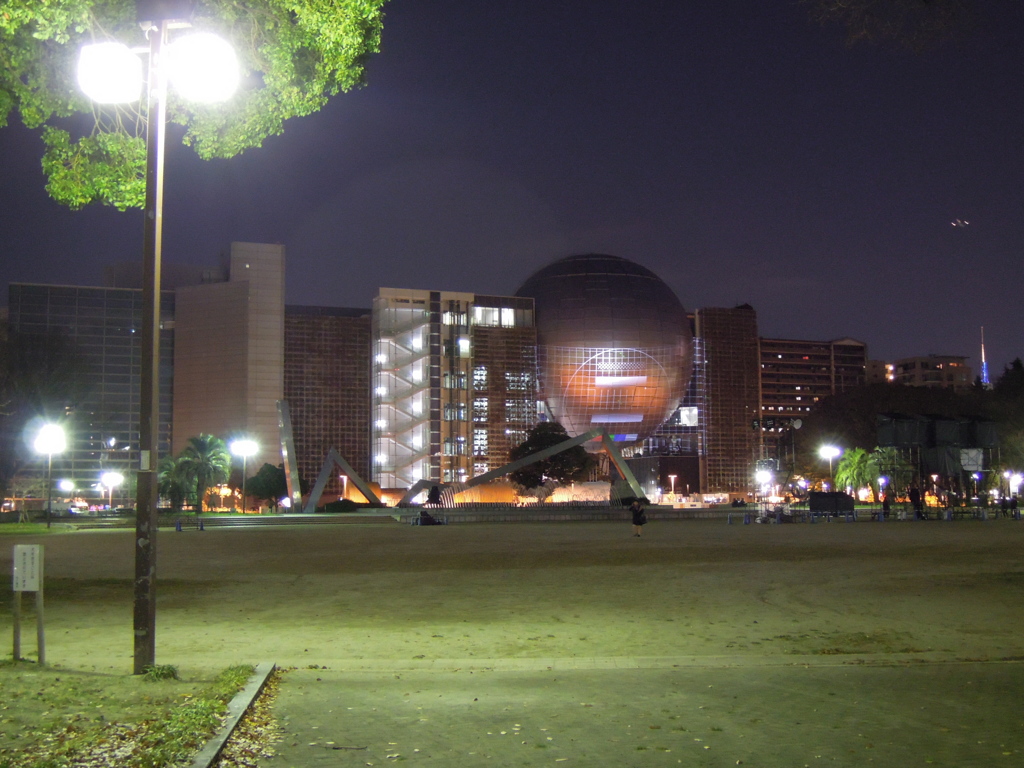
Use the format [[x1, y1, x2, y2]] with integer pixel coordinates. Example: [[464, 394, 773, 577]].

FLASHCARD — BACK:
[[199, 519, 205, 531], [743, 513, 750, 525], [945, 509, 953, 522], [981, 509, 988, 521], [727, 513, 732, 525], [175, 519, 182, 532]]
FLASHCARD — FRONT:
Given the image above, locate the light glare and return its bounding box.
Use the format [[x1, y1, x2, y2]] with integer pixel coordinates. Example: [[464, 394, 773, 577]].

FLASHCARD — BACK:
[[166, 33, 239, 103], [77, 42, 143, 103]]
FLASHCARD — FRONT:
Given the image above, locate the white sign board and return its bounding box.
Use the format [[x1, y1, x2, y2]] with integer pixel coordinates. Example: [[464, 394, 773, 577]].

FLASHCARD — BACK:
[[13, 545, 42, 592]]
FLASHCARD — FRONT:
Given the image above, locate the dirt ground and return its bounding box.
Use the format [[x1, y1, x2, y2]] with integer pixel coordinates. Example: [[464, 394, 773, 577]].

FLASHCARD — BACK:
[[3, 517, 1024, 766]]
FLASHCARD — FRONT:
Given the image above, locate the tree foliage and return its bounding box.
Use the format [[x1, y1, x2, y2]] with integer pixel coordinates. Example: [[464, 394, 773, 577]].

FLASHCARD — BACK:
[[507, 422, 596, 491], [1, 0, 386, 209], [176, 433, 230, 511], [802, 0, 975, 50], [158, 454, 194, 513], [244, 462, 288, 510]]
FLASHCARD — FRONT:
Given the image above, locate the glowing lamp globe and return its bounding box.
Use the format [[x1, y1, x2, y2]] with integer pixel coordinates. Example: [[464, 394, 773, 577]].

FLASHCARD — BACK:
[[166, 33, 239, 103], [77, 42, 143, 104]]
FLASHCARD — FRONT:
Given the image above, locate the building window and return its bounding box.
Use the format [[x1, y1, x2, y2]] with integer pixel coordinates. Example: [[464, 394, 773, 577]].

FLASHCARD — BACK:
[[443, 437, 467, 456], [504, 371, 532, 392], [444, 372, 466, 389], [473, 397, 489, 422], [473, 366, 488, 390], [473, 429, 488, 456], [444, 403, 467, 421]]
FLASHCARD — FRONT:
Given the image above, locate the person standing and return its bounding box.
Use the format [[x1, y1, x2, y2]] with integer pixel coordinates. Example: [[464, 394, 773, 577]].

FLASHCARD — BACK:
[[630, 498, 647, 537]]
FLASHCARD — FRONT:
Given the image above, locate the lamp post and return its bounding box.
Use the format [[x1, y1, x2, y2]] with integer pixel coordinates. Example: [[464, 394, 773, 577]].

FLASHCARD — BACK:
[[77, 4, 238, 674], [34, 424, 67, 529], [819, 445, 841, 486], [230, 439, 258, 513], [668, 474, 677, 499]]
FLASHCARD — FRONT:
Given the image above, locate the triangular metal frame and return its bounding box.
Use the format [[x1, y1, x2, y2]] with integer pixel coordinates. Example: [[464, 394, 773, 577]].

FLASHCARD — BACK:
[[396, 428, 645, 507], [303, 448, 382, 513]]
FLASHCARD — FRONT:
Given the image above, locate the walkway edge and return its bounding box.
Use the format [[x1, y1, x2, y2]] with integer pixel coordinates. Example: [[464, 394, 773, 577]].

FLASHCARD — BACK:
[[189, 661, 277, 768]]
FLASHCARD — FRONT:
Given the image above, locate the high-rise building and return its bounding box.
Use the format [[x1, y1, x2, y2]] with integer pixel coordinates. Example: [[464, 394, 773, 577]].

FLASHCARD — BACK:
[[370, 288, 536, 488], [283, 305, 372, 499], [694, 305, 760, 494], [757, 337, 866, 474], [6, 283, 174, 503], [172, 242, 285, 470]]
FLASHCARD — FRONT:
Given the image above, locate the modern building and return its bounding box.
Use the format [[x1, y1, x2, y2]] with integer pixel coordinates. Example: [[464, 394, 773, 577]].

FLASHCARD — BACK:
[[693, 305, 761, 494], [6, 282, 175, 505], [756, 336, 867, 479], [6, 244, 881, 506], [283, 305, 372, 500], [890, 355, 973, 390], [516, 254, 693, 446], [172, 242, 286, 471], [370, 288, 537, 489]]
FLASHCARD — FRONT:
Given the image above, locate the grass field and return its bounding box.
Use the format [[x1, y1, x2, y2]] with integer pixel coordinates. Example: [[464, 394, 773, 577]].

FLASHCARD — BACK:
[[2, 517, 1023, 766]]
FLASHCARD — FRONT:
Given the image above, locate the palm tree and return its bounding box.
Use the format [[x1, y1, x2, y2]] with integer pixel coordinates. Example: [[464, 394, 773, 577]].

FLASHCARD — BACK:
[[835, 447, 880, 500], [157, 455, 193, 514], [177, 434, 231, 513]]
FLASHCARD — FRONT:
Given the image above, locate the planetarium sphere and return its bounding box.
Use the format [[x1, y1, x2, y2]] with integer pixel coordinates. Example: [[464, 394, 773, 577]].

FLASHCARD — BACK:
[[516, 254, 692, 443]]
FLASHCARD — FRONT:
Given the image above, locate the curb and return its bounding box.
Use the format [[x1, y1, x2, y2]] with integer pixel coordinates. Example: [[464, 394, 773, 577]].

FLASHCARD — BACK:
[[189, 661, 277, 768]]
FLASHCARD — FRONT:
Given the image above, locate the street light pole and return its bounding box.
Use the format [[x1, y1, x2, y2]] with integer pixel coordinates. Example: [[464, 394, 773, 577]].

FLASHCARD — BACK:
[[134, 15, 170, 676]]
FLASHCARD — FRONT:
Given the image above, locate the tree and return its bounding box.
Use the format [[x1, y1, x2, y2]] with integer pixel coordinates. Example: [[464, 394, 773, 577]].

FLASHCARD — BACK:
[[802, 0, 976, 50], [244, 462, 288, 511], [176, 433, 230, 512], [834, 447, 880, 500], [157, 455, 193, 514], [1, 0, 386, 209], [507, 422, 597, 492]]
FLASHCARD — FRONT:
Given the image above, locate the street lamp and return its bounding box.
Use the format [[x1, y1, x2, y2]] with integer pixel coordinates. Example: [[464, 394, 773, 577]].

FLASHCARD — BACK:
[[819, 445, 841, 484], [77, 4, 239, 674], [668, 474, 677, 499], [101, 471, 125, 510], [230, 439, 258, 513], [34, 424, 66, 529]]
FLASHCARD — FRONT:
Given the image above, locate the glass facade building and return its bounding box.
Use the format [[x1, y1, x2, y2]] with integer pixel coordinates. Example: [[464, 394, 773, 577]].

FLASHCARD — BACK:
[[7, 283, 174, 504]]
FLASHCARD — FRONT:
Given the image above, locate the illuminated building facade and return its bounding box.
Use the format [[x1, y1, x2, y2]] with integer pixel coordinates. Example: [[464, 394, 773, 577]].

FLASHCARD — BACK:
[[370, 288, 536, 488]]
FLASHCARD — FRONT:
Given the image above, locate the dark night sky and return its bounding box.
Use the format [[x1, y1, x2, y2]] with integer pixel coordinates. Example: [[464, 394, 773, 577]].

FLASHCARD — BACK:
[[2, 0, 1022, 374]]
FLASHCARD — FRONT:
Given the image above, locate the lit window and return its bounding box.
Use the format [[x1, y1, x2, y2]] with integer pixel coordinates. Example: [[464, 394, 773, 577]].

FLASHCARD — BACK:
[[374, 386, 386, 396]]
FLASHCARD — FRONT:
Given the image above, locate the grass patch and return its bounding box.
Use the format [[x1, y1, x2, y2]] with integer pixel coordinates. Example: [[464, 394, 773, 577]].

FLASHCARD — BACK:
[[0, 662, 253, 767], [0, 523, 69, 536]]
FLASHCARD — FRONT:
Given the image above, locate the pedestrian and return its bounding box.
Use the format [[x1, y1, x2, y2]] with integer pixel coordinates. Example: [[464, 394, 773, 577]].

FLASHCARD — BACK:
[[630, 498, 647, 537]]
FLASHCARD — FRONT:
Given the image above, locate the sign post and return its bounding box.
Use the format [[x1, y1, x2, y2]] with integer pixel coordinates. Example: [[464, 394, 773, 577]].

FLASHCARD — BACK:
[[12, 544, 44, 665]]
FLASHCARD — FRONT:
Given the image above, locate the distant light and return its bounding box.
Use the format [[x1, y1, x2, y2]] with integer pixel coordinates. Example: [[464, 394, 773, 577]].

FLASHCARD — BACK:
[[374, 354, 387, 364], [819, 445, 841, 460], [230, 439, 258, 458], [755, 469, 772, 485], [77, 42, 143, 103], [375, 419, 387, 429], [100, 471, 124, 489], [166, 32, 239, 103], [58, 479, 75, 493]]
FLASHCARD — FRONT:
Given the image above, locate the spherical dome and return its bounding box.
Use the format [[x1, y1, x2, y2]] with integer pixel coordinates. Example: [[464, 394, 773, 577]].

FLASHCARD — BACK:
[[516, 254, 692, 443]]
